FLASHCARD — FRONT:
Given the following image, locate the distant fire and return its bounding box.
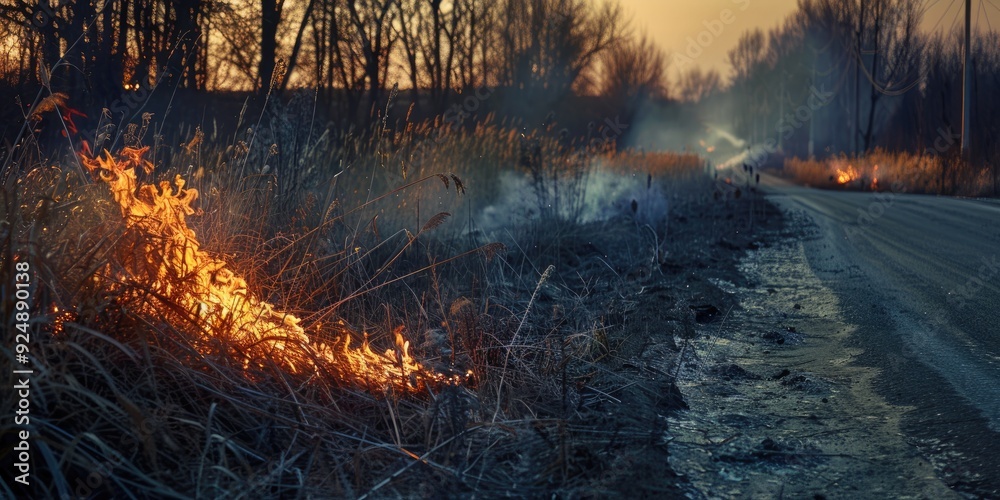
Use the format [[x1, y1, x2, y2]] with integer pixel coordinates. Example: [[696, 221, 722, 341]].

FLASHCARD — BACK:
[[835, 165, 859, 184], [77, 147, 461, 391]]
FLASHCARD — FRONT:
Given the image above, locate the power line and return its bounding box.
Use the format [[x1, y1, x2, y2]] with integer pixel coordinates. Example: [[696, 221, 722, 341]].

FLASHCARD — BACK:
[[851, 0, 949, 97], [852, 46, 925, 96], [922, 0, 944, 16], [927, 0, 961, 36], [979, 0, 991, 33], [949, 0, 966, 35], [985, 0, 1000, 23]]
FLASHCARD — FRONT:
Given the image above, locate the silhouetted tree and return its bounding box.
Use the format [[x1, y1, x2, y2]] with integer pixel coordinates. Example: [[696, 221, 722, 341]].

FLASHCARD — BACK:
[[676, 67, 720, 103], [601, 31, 668, 108]]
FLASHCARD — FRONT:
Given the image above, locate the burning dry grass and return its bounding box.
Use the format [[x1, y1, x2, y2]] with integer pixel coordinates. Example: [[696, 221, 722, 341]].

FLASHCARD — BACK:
[[1, 103, 709, 497], [75, 145, 458, 390], [783, 149, 998, 196]]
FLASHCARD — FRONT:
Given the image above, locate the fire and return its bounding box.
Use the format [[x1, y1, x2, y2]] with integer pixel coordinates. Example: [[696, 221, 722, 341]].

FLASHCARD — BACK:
[[28, 92, 86, 136], [51, 305, 73, 335], [835, 165, 859, 184], [77, 147, 459, 391]]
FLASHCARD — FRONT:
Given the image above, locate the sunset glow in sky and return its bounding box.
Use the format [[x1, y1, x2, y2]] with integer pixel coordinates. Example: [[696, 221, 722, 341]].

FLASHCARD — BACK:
[[619, 0, 1000, 82]]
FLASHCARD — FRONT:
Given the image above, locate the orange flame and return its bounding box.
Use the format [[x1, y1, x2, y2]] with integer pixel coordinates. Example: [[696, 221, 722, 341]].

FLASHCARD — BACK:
[[835, 165, 859, 184], [51, 305, 73, 335], [28, 92, 86, 136], [78, 147, 460, 391]]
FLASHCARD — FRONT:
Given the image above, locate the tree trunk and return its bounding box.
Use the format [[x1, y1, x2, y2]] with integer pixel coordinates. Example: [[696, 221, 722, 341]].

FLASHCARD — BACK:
[[863, 6, 881, 152], [259, 0, 283, 93], [281, 0, 317, 92]]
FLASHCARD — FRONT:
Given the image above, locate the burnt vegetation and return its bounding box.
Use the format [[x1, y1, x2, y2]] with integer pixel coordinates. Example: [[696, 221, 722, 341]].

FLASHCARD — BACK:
[[1, 0, 997, 498]]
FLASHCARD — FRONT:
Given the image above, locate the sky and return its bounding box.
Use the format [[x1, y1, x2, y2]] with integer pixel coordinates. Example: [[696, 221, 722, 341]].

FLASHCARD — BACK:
[[619, 0, 1000, 83]]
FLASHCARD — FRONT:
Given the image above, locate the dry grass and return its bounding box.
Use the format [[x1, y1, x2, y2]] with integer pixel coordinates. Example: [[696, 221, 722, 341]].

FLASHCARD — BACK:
[[783, 149, 998, 196], [0, 93, 711, 497]]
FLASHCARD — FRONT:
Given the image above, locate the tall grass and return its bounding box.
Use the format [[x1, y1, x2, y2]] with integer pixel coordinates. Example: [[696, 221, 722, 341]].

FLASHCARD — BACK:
[[783, 149, 998, 196], [1, 91, 711, 497]]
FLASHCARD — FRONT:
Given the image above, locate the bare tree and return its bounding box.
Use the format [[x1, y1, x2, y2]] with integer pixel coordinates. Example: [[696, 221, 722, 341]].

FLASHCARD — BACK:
[[316, 0, 364, 118], [395, 0, 423, 102], [259, 0, 284, 92], [345, 0, 398, 118], [453, 0, 495, 89], [0, 0, 210, 96], [395, 0, 467, 110], [858, 0, 922, 151], [495, 0, 625, 98], [600, 32, 668, 104], [727, 29, 768, 141], [728, 28, 767, 85], [210, 2, 260, 90], [676, 66, 720, 103], [280, 0, 318, 91]]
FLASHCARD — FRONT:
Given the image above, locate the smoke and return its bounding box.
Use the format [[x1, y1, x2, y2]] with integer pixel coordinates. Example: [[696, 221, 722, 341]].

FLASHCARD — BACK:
[[471, 165, 670, 237], [576, 167, 669, 227], [625, 97, 746, 166], [703, 123, 747, 149], [626, 103, 701, 153]]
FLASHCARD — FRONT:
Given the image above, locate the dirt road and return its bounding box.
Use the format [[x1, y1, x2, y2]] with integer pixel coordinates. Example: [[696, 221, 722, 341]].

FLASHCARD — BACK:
[[760, 173, 1000, 496]]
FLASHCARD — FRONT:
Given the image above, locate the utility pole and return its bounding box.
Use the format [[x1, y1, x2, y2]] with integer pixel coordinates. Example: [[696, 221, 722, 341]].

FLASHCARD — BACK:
[[961, 0, 972, 159], [752, 90, 758, 145], [809, 57, 816, 158], [853, 0, 864, 156], [778, 76, 784, 152]]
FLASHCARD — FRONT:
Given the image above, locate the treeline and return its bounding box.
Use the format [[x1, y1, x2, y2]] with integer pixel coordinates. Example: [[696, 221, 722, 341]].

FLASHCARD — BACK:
[[5, 0, 995, 169], [0, 0, 678, 133], [704, 0, 1000, 166]]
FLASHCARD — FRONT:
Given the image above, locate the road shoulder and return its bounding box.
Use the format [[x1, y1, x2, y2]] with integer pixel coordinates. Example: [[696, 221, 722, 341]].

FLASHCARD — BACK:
[[667, 212, 957, 499]]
